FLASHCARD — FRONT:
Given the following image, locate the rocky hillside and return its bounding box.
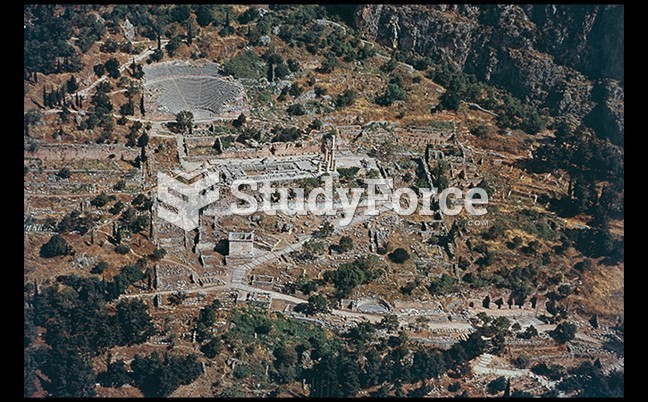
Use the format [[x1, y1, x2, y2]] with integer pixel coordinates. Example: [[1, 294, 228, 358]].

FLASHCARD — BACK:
[[355, 4, 624, 145]]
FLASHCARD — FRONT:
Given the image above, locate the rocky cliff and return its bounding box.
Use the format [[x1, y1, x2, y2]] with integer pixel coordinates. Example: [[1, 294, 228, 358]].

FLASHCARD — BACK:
[[355, 4, 624, 145]]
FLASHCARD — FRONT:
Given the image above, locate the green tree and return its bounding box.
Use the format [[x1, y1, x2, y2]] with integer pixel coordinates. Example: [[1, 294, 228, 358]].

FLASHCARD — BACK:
[[295, 293, 329, 315], [238, 7, 260, 24], [40, 345, 96, 397], [175, 110, 194, 133], [115, 299, 155, 345], [40, 234, 72, 258], [200, 337, 222, 358], [165, 36, 183, 57], [170, 5, 191, 22], [115, 244, 130, 255], [388, 248, 410, 264], [97, 360, 132, 388], [487, 376, 507, 394], [550, 322, 577, 344], [149, 248, 167, 261], [379, 314, 399, 331], [314, 86, 328, 97], [66, 76, 79, 93], [93, 63, 106, 77], [104, 57, 120, 79], [91, 191, 110, 208], [338, 236, 353, 252], [438, 90, 461, 111], [319, 220, 335, 237], [130, 352, 202, 397], [91, 260, 109, 275]]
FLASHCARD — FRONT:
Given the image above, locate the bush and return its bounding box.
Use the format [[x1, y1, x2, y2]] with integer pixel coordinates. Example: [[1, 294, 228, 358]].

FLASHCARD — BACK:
[[149, 248, 167, 261], [115, 244, 130, 255], [427, 273, 455, 295], [375, 83, 405, 106], [482, 221, 505, 240], [471, 124, 490, 137], [448, 382, 461, 392], [113, 180, 126, 191], [379, 314, 399, 331], [223, 50, 264, 79], [272, 127, 302, 142], [438, 90, 461, 111], [57, 168, 71, 179], [319, 54, 339, 73], [339, 236, 353, 252], [314, 86, 328, 97], [309, 119, 323, 130], [513, 354, 530, 368], [335, 89, 357, 109], [91, 260, 109, 275], [287, 103, 306, 116], [337, 167, 360, 181], [109, 201, 124, 215], [150, 49, 163, 62], [100, 38, 119, 53]]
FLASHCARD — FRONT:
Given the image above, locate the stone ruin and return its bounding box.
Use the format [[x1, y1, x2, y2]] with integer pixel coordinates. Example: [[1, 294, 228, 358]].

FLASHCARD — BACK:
[[228, 231, 255, 258], [24, 143, 140, 161]]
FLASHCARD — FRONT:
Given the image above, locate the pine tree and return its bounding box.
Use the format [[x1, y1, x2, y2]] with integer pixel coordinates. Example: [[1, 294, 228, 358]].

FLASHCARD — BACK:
[[187, 21, 194, 44]]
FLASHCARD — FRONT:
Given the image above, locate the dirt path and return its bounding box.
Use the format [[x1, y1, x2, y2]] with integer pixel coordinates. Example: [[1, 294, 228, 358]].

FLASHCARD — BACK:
[[73, 40, 169, 99]]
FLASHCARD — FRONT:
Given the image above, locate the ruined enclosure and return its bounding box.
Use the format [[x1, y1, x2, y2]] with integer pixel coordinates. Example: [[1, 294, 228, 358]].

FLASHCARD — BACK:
[[228, 231, 255, 257]]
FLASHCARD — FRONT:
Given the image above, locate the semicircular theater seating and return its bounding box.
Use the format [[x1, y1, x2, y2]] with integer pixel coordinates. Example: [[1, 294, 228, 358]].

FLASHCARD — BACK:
[[143, 62, 246, 120]]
